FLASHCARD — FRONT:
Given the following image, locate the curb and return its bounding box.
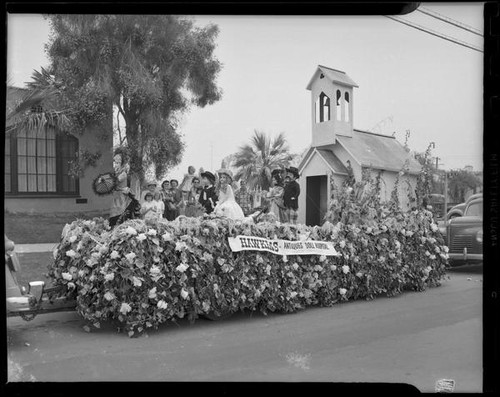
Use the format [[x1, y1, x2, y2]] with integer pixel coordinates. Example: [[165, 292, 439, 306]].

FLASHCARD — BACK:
[[15, 243, 59, 254]]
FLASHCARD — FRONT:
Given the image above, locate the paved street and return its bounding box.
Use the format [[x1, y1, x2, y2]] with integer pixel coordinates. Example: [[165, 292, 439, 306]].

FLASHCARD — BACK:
[[7, 267, 482, 392]]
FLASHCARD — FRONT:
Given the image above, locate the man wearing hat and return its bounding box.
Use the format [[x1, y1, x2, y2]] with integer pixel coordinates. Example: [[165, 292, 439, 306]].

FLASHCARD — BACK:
[[283, 166, 301, 224], [199, 171, 218, 214], [141, 180, 158, 204]]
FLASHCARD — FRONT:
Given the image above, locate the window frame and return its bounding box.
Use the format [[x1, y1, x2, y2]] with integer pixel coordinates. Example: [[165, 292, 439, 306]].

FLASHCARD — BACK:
[[4, 129, 80, 197]]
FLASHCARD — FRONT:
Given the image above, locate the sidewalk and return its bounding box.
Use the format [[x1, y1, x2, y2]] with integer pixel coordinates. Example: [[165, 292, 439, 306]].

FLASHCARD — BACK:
[[15, 243, 59, 253]]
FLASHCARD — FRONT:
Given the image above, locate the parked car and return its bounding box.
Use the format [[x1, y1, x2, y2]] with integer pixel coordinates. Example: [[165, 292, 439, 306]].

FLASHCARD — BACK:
[[446, 196, 483, 266], [5, 234, 76, 320], [446, 192, 483, 220]]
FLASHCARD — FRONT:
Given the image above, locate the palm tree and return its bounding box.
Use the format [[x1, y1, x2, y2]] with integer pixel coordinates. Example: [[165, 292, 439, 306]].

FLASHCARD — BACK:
[[233, 130, 294, 190], [6, 67, 72, 135]]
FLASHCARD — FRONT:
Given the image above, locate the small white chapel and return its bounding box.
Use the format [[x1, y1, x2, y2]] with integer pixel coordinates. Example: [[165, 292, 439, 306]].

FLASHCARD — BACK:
[[297, 65, 422, 226]]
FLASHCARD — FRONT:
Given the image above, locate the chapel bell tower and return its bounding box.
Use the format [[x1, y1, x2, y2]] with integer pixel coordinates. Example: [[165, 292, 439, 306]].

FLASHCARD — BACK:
[[306, 65, 358, 147]]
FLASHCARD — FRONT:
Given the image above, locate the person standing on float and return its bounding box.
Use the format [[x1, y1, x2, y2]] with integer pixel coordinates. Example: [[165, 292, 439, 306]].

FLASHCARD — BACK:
[[199, 171, 218, 214], [283, 167, 301, 224], [109, 152, 131, 227]]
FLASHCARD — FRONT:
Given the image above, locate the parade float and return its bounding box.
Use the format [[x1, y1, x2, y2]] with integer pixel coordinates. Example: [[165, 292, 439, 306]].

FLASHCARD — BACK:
[[7, 174, 449, 337]]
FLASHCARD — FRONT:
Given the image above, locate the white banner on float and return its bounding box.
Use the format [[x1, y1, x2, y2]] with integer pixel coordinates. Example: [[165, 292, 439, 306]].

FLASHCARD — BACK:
[[227, 235, 340, 256]]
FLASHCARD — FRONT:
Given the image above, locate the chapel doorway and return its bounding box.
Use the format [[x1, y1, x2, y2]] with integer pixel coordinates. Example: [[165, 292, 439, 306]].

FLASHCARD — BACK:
[[306, 175, 328, 226]]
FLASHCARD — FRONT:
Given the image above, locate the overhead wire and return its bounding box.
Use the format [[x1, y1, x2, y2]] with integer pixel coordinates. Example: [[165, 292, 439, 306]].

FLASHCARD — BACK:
[[416, 6, 483, 36], [384, 15, 483, 53]]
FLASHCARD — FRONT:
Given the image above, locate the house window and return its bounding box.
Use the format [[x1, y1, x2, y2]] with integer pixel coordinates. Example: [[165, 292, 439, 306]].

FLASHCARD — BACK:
[[336, 90, 342, 121], [315, 92, 330, 123], [5, 128, 79, 195], [344, 92, 350, 122]]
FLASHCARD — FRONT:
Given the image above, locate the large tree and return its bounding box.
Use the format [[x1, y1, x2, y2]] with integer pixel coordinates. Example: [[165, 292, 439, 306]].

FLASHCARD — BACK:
[[233, 130, 294, 190], [43, 14, 222, 180]]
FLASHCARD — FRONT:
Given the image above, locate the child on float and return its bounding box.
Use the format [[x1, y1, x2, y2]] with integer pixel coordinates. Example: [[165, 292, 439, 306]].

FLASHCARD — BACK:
[[185, 176, 204, 217], [213, 169, 245, 220], [141, 192, 159, 221], [282, 166, 301, 224], [199, 171, 218, 214], [153, 191, 165, 220]]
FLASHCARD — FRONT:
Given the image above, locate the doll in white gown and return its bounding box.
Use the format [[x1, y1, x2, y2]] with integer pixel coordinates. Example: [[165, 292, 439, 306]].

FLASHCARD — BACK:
[[214, 169, 245, 220]]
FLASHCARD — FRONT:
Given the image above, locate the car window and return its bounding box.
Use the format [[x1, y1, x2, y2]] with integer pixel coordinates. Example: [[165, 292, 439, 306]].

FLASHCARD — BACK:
[[465, 201, 482, 217]]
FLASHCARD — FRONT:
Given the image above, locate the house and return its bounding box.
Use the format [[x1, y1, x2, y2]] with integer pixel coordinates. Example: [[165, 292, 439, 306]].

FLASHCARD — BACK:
[[297, 65, 422, 226], [4, 86, 113, 214]]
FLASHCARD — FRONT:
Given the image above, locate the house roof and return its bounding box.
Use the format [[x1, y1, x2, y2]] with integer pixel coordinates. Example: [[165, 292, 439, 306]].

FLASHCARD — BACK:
[[306, 65, 359, 90], [337, 129, 422, 174], [298, 146, 349, 175]]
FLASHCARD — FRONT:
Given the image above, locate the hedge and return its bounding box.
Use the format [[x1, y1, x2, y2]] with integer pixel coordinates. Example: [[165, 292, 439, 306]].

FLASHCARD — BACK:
[[47, 209, 449, 337]]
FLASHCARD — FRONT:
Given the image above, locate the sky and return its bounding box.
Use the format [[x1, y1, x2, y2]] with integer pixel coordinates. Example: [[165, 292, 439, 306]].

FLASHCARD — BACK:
[[6, 3, 484, 181]]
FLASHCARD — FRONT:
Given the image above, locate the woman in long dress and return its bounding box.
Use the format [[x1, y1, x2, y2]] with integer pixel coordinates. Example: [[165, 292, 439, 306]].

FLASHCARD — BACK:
[[109, 153, 131, 227], [213, 169, 245, 220]]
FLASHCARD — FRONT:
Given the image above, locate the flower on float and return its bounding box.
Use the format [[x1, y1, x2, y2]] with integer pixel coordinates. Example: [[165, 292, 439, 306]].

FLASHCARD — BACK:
[[125, 252, 136, 262], [339, 288, 347, 296], [69, 235, 77, 243], [62, 272, 72, 281], [420, 236, 427, 244], [67, 282, 76, 289], [356, 272, 363, 278], [330, 265, 337, 271], [147, 229, 157, 236], [314, 265, 323, 271], [395, 240, 401, 249], [180, 288, 189, 300], [378, 256, 386, 263], [339, 240, 346, 249], [425, 250, 431, 257], [162, 232, 173, 241], [381, 225, 388, 232], [148, 287, 157, 299], [265, 264, 272, 275], [175, 241, 187, 251], [78, 270, 85, 278], [104, 273, 115, 281], [366, 227, 373, 234], [406, 230, 414, 237], [150, 265, 161, 275], [125, 226, 137, 236], [430, 254, 436, 260], [104, 291, 115, 301], [176, 263, 189, 273], [66, 249, 77, 258], [132, 276, 142, 287], [110, 250, 120, 259], [443, 246, 449, 253], [290, 291, 298, 298], [292, 262, 299, 270], [157, 300, 168, 309], [136, 233, 147, 241], [282, 255, 288, 263], [342, 265, 350, 274], [120, 302, 132, 314], [202, 301, 211, 312]]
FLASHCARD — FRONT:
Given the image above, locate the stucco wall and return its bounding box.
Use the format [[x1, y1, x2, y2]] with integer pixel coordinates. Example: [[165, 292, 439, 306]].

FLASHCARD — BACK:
[[5, 130, 113, 215]]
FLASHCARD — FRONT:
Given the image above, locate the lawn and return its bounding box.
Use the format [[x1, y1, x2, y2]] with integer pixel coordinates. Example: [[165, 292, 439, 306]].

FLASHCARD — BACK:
[[13, 252, 55, 289], [4, 211, 105, 244]]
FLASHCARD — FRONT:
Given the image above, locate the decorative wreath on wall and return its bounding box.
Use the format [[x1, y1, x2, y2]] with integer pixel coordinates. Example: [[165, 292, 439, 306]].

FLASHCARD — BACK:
[[92, 172, 118, 196]]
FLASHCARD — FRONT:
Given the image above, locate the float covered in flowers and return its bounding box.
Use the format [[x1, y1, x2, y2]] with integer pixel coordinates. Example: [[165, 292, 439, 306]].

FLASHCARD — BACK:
[[48, 204, 449, 337]]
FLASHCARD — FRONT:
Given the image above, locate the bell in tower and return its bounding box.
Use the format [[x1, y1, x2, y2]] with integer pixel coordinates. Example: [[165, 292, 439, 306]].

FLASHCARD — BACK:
[[306, 65, 358, 147]]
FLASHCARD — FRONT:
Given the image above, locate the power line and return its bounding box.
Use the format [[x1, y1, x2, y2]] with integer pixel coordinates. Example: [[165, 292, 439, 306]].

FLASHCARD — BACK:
[[417, 6, 483, 37], [384, 15, 483, 53]]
